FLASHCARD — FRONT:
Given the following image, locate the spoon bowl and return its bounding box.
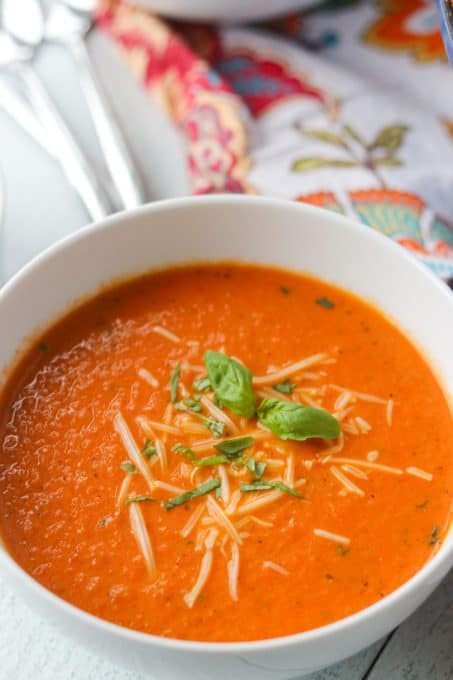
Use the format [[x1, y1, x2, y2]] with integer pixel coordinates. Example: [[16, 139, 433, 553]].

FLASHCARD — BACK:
[[1, 0, 44, 50]]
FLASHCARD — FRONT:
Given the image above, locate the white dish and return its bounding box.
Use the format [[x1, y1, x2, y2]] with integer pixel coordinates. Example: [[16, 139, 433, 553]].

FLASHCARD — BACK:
[[134, 0, 312, 22], [0, 196, 452, 679]]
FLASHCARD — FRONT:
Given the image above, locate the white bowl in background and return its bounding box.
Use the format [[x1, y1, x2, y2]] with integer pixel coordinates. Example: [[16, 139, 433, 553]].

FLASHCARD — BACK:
[[0, 196, 452, 679], [134, 0, 312, 22]]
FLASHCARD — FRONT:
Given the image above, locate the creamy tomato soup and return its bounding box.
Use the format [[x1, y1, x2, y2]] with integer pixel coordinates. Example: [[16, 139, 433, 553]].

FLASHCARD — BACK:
[[0, 264, 451, 642]]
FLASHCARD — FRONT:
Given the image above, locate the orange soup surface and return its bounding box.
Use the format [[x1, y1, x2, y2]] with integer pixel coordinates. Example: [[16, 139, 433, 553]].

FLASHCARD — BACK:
[[0, 264, 452, 642]]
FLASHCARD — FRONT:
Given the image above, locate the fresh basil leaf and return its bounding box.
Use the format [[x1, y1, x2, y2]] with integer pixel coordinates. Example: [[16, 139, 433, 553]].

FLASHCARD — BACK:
[[170, 362, 181, 403], [316, 297, 335, 310], [142, 439, 156, 459], [164, 478, 221, 509], [272, 379, 295, 395], [240, 480, 304, 498], [204, 350, 256, 418], [257, 398, 340, 441], [126, 495, 156, 504], [120, 462, 137, 474], [193, 376, 211, 392], [213, 436, 254, 457], [244, 457, 266, 479]]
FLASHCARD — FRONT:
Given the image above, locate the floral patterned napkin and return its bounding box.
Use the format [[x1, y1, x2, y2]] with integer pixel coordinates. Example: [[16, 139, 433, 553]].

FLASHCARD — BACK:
[[97, 0, 453, 282]]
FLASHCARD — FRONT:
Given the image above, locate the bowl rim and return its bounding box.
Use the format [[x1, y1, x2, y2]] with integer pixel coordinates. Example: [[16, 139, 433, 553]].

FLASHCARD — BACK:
[[0, 194, 452, 654]]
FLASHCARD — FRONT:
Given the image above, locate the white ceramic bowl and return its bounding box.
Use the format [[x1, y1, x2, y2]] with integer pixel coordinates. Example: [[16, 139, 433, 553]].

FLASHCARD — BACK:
[[0, 196, 452, 679], [134, 0, 312, 22]]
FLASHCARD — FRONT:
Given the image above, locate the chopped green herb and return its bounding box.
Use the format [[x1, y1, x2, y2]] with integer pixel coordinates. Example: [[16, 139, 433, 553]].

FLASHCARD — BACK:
[[205, 417, 226, 438], [316, 297, 335, 310], [164, 478, 221, 509], [416, 499, 429, 509], [214, 436, 254, 457], [120, 462, 137, 474], [38, 341, 49, 353], [244, 457, 267, 479], [240, 480, 305, 499], [126, 495, 156, 504], [193, 376, 211, 392], [429, 525, 440, 545], [258, 398, 340, 441], [142, 439, 157, 459], [204, 350, 256, 418], [170, 362, 181, 403], [172, 443, 229, 467], [336, 545, 350, 556], [280, 286, 290, 295], [182, 398, 202, 413], [215, 485, 222, 499], [272, 379, 296, 395]]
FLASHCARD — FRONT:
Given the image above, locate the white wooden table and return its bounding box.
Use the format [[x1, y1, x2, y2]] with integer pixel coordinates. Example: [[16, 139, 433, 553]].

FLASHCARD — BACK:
[[0, 30, 452, 680]]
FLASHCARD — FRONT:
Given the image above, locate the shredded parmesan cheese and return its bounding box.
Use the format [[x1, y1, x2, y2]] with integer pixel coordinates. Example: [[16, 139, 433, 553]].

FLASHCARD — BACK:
[[330, 465, 365, 496], [342, 421, 360, 435], [296, 391, 321, 408], [342, 464, 368, 480], [386, 399, 394, 426], [137, 367, 159, 388], [200, 395, 240, 435], [206, 496, 242, 544], [263, 561, 289, 576], [184, 549, 213, 608], [313, 528, 350, 545], [406, 466, 433, 481], [284, 453, 295, 488], [155, 439, 167, 472], [225, 489, 241, 516], [227, 542, 240, 601], [334, 391, 353, 411], [253, 353, 329, 386], [151, 326, 181, 344], [236, 490, 282, 515], [256, 387, 292, 402], [116, 473, 132, 508], [218, 465, 230, 505], [355, 416, 372, 433], [113, 413, 154, 491], [329, 384, 387, 404], [236, 515, 273, 528], [153, 480, 186, 494], [367, 450, 379, 462], [331, 457, 402, 475], [180, 503, 205, 538], [129, 503, 156, 577], [136, 416, 180, 436], [321, 431, 344, 460]]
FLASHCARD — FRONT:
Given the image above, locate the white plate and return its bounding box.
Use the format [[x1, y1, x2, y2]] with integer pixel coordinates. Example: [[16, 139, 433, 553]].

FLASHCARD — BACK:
[[134, 0, 312, 22]]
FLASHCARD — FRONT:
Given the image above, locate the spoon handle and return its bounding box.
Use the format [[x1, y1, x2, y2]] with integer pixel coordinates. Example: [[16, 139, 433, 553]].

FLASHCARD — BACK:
[[70, 38, 146, 210], [0, 77, 53, 155], [16, 63, 112, 221]]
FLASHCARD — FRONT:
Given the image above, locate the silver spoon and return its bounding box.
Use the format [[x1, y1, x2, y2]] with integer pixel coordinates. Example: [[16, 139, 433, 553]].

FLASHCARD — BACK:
[[1, 0, 112, 221], [46, 0, 147, 210]]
